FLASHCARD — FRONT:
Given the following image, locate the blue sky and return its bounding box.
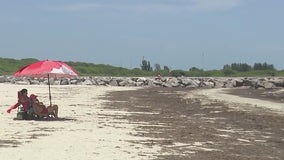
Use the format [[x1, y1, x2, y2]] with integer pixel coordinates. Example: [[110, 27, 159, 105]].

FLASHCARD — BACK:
[[0, 0, 283, 70]]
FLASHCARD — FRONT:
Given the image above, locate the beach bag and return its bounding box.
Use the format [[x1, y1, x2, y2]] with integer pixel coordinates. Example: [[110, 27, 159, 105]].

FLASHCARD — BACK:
[[16, 106, 27, 120]]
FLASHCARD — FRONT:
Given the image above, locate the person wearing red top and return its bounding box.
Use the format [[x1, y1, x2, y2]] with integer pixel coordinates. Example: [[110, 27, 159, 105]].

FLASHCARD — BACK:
[[7, 88, 30, 113]]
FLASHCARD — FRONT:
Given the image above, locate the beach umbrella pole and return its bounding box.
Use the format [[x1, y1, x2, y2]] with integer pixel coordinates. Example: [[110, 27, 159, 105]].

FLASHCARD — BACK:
[[48, 74, 52, 106]]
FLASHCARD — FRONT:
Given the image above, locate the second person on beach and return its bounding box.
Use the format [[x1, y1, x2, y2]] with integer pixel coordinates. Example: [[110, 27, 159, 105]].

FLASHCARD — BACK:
[[30, 94, 59, 119]]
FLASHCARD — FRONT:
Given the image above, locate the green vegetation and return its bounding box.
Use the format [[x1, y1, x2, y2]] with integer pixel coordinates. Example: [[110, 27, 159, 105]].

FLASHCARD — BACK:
[[0, 58, 38, 75], [0, 57, 283, 77]]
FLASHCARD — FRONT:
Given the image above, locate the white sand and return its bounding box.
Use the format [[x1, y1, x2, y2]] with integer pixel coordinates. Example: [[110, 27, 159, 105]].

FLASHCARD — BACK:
[[187, 88, 284, 114], [0, 84, 161, 160]]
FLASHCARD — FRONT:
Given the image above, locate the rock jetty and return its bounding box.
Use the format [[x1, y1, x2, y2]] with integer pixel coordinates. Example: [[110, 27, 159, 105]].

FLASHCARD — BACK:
[[1, 75, 283, 89]]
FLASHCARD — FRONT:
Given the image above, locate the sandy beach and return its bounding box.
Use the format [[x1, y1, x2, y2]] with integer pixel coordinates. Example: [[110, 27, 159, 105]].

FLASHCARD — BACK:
[[0, 84, 159, 160], [1, 84, 284, 160]]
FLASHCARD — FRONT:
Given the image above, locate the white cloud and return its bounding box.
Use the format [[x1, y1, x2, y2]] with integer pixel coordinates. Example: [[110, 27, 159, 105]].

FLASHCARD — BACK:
[[48, 0, 242, 13]]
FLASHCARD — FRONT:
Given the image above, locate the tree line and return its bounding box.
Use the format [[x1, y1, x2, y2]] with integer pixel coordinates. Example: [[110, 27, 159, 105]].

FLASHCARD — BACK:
[[223, 62, 275, 72], [140, 58, 281, 77], [0, 57, 283, 77]]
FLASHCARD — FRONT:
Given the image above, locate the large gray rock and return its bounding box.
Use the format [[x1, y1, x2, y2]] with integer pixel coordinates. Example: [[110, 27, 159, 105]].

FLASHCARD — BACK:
[[81, 79, 94, 85], [70, 79, 80, 85], [29, 79, 40, 85], [0, 76, 9, 83], [263, 81, 276, 89], [270, 79, 284, 87], [60, 79, 69, 85], [109, 79, 118, 86], [171, 82, 180, 87], [180, 79, 197, 86], [162, 82, 172, 88], [126, 79, 136, 86], [118, 80, 128, 86], [153, 80, 163, 86], [203, 81, 215, 88], [97, 80, 106, 86], [232, 79, 244, 87], [101, 77, 112, 84], [137, 77, 146, 83], [136, 82, 144, 87]]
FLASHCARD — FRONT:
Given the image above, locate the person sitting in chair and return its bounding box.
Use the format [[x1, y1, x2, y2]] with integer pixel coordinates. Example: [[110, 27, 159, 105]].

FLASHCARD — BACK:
[[30, 94, 59, 119]]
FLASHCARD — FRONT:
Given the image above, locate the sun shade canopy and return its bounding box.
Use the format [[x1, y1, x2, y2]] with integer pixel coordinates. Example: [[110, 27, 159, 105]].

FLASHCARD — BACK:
[[14, 60, 78, 78]]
